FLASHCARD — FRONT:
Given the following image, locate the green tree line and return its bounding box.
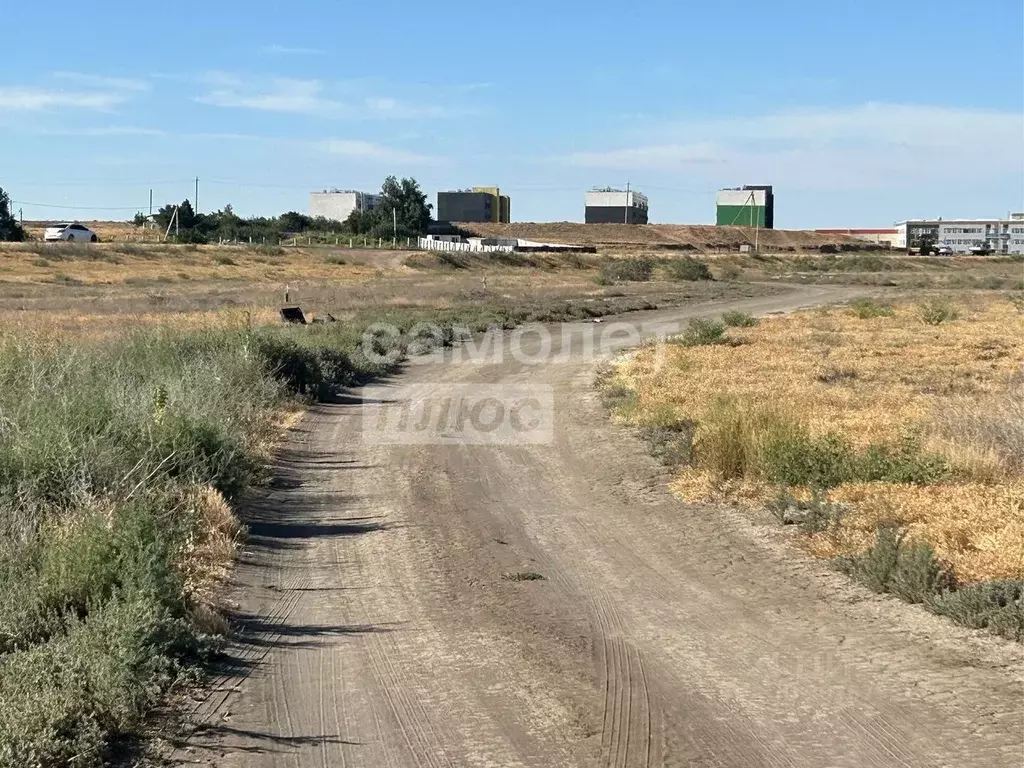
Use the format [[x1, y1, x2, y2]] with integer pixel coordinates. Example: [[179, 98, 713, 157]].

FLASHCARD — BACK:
[[147, 176, 432, 244], [0, 187, 26, 242]]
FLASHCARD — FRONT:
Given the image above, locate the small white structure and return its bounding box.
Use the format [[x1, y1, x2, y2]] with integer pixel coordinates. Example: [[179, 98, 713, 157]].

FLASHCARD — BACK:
[[309, 189, 380, 223], [419, 235, 586, 254]]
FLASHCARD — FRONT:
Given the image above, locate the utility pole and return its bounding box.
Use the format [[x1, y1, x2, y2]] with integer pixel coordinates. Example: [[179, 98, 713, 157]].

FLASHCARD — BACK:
[[393, 208, 397, 241], [625, 181, 630, 224], [194, 177, 199, 213], [149, 189, 153, 217]]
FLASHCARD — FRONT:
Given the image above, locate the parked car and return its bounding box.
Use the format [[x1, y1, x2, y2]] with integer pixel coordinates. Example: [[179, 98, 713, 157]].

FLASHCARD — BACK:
[[43, 223, 98, 242]]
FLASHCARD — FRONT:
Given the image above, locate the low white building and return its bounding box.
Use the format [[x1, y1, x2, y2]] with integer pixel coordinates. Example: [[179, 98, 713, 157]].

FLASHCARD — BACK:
[[896, 214, 1024, 254], [309, 189, 380, 223]]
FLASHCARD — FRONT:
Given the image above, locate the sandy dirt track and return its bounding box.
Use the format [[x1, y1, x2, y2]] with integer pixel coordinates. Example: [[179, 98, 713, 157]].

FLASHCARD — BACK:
[[177, 285, 1023, 767]]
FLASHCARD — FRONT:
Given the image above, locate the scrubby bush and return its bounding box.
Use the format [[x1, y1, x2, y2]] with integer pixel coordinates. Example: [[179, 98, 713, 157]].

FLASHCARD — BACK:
[[672, 318, 728, 347], [663, 258, 712, 282], [721, 311, 758, 328], [837, 525, 1022, 639], [857, 434, 950, 484], [849, 299, 895, 319], [838, 524, 952, 603], [761, 430, 854, 489], [919, 299, 960, 325], [930, 580, 1024, 641]]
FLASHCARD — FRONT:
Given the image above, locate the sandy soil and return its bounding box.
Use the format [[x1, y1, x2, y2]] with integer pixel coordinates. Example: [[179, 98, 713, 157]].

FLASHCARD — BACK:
[[174, 286, 1023, 767]]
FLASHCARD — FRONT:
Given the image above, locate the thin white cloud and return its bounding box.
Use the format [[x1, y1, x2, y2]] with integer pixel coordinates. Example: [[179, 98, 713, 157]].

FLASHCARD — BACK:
[[260, 44, 326, 56], [364, 97, 448, 119], [52, 72, 150, 92], [38, 125, 166, 137], [0, 86, 130, 111], [325, 139, 436, 165], [564, 103, 1024, 190], [195, 72, 464, 120], [197, 75, 337, 114]]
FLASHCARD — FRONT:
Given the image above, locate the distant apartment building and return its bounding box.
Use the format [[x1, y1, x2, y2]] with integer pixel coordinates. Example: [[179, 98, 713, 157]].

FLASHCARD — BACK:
[[716, 185, 775, 228], [437, 187, 511, 223], [896, 213, 1024, 253], [585, 188, 649, 224], [309, 189, 380, 222]]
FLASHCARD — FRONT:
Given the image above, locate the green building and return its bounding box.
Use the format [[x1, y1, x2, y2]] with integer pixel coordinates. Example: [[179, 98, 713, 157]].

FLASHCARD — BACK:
[[716, 186, 774, 228]]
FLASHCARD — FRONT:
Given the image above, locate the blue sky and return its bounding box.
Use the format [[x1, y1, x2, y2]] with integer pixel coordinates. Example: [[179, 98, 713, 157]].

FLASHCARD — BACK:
[[2, 0, 1022, 227]]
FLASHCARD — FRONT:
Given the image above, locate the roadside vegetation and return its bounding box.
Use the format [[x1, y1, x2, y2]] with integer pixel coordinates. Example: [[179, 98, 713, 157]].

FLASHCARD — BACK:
[[599, 293, 1024, 640]]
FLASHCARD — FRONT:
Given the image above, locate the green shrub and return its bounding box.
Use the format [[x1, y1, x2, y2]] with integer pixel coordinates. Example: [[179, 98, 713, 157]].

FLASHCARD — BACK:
[[857, 434, 950, 485], [849, 299, 895, 319], [838, 524, 951, 603], [599, 258, 653, 283], [836, 526, 1024, 640], [672, 318, 728, 347], [663, 258, 712, 282], [919, 299, 960, 325], [930, 581, 1024, 641], [721, 311, 758, 328], [761, 431, 854, 489]]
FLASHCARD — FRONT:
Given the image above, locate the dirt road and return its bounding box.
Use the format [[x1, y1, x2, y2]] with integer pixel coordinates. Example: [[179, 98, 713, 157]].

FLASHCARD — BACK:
[[178, 285, 1023, 767]]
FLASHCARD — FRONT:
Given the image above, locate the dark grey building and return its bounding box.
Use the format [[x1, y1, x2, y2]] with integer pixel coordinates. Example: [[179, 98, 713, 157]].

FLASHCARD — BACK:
[[437, 187, 511, 223], [584, 189, 649, 224]]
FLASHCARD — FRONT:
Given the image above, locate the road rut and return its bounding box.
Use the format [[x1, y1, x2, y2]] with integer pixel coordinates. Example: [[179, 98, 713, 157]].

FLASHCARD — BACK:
[[177, 285, 1023, 767]]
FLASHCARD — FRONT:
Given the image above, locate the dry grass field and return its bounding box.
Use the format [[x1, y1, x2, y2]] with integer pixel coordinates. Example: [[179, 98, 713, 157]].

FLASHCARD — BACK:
[[603, 292, 1024, 587]]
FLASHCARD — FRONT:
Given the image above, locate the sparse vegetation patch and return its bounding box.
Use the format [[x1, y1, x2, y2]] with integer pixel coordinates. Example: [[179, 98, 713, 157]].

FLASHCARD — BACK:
[[599, 295, 1023, 638]]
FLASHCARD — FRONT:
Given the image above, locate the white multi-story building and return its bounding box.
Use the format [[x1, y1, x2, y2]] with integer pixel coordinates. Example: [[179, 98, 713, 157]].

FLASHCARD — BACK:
[[895, 214, 1024, 254], [309, 189, 380, 222]]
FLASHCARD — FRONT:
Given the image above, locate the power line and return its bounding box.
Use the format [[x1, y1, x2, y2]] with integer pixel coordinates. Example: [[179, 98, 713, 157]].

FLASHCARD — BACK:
[[9, 179, 194, 187], [12, 200, 149, 211]]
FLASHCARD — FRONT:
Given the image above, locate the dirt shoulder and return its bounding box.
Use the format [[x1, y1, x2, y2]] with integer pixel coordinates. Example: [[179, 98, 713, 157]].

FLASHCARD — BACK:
[[175, 285, 1023, 767]]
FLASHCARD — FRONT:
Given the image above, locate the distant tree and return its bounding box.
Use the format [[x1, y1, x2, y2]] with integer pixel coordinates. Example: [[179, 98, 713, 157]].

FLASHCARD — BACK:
[[0, 187, 25, 242], [212, 203, 241, 240], [279, 211, 311, 233], [132, 211, 148, 228], [374, 176, 432, 237], [344, 208, 375, 235], [154, 199, 197, 233]]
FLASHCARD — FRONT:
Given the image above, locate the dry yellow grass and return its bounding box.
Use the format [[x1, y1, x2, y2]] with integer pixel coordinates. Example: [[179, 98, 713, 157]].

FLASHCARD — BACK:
[[0, 242, 392, 286], [611, 293, 1024, 583]]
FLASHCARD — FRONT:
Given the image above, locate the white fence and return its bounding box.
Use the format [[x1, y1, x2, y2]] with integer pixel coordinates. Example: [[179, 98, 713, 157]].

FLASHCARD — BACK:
[[418, 237, 514, 254]]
